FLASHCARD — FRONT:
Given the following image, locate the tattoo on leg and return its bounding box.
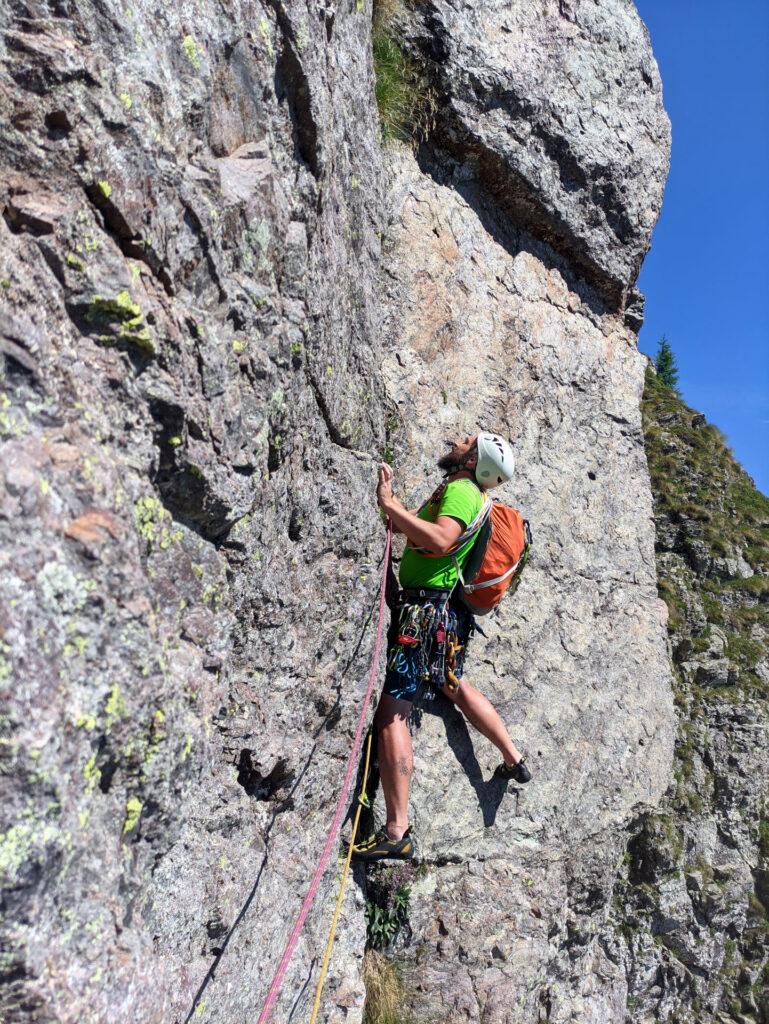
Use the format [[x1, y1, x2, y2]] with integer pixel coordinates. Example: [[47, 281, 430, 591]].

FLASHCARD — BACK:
[[396, 756, 412, 777]]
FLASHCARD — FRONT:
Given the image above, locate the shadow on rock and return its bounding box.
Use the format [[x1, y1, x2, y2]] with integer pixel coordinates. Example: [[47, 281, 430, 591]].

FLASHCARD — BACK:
[[415, 694, 508, 829]]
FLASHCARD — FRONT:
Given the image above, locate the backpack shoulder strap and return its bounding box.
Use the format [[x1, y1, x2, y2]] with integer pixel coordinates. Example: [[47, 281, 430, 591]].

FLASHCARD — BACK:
[[408, 484, 491, 558]]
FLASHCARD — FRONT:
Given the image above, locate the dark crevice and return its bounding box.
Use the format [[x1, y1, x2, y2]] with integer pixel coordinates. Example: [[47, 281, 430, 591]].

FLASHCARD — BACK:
[[179, 197, 227, 303], [269, 0, 321, 178], [83, 182, 175, 296], [2, 204, 52, 237], [304, 364, 353, 450], [266, 431, 283, 473], [146, 396, 234, 543], [98, 757, 118, 794], [236, 750, 295, 805], [0, 337, 40, 382]]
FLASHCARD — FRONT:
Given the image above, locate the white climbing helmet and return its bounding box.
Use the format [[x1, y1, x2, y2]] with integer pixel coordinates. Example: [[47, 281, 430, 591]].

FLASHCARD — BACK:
[[474, 432, 515, 489]]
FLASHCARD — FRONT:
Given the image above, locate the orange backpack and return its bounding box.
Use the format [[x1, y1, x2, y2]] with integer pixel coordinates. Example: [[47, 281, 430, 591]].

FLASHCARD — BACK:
[[453, 500, 532, 615]]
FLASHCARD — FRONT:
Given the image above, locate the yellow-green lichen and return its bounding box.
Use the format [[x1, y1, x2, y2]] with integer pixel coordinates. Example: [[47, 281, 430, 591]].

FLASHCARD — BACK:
[[83, 752, 101, 793], [232, 340, 246, 353], [182, 734, 193, 761], [134, 495, 183, 550], [123, 797, 142, 834], [76, 714, 97, 730], [105, 683, 129, 726], [72, 635, 89, 656], [66, 254, 84, 271], [87, 291, 154, 353], [0, 823, 59, 878], [0, 392, 29, 438], [258, 17, 274, 57], [120, 91, 132, 110], [183, 35, 201, 69], [0, 642, 12, 686], [97, 180, 112, 199]]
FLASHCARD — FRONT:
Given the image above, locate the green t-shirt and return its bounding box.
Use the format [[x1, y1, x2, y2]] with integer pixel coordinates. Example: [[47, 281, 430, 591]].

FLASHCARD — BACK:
[[399, 478, 484, 590]]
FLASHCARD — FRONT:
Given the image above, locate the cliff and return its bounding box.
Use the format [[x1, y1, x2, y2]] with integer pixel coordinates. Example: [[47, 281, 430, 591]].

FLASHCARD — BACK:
[[0, 1, 707, 1022], [602, 369, 769, 1024]]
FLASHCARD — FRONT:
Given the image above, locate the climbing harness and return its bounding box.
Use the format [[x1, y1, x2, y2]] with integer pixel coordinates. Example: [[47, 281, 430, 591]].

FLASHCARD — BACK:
[[387, 592, 472, 695], [255, 521, 392, 1024]]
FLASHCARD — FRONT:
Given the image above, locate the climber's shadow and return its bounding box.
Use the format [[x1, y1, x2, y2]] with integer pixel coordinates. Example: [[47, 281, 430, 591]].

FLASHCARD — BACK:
[[415, 695, 508, 828]]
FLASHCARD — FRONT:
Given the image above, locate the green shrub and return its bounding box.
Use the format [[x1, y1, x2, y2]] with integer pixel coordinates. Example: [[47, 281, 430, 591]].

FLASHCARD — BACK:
[[365, 861, 415, 949], [759, 819, 769, 858]]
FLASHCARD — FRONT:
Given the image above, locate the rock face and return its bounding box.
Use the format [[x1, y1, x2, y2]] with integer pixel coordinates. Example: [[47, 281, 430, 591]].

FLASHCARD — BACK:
[[0, 0, 686, 1022], [406, 0, 670, 312], [601, 372, 769, 1024], [1, 2, 386, 1022], [374, 141, 671, 1024]]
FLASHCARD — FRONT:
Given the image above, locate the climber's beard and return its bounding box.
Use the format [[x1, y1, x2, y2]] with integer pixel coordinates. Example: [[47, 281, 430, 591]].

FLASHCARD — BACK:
[[437, 438, 465, 474], [437, 453, 462, 473]]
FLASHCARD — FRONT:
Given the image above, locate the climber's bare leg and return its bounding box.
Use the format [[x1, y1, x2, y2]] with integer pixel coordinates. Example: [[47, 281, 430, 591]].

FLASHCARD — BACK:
[[375, 694, 412, 841], [443, 675, 522, 766]]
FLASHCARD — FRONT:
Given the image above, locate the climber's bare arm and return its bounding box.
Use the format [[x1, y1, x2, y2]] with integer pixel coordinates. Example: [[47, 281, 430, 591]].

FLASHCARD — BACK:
[[377, 464, 461, 554]]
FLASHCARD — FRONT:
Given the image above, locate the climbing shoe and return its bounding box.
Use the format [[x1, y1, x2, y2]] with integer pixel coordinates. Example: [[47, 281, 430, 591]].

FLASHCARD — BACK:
[[496, 757, 532, 784], [351, 826, 415, 862]]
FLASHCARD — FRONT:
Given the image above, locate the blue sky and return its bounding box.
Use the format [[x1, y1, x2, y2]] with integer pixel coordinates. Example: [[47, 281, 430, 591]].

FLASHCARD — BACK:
[[633, 0, 769, 496]]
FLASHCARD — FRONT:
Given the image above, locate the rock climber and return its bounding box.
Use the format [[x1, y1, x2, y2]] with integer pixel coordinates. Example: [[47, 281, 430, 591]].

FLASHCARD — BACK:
[[352, 433, 531, 862]]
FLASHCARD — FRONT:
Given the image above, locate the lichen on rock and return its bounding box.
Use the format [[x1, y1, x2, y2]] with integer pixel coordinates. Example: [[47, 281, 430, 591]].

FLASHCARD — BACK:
[[5, 0, 757, 1023]]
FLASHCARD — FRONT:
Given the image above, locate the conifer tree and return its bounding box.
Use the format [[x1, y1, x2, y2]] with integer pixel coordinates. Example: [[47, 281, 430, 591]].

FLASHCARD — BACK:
[[655, 334, 680, 394]]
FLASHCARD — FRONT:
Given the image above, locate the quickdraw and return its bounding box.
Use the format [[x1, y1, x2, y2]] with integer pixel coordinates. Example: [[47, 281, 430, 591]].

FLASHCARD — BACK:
[[444, 632, 463, 693], [388, 596, 468, 694]]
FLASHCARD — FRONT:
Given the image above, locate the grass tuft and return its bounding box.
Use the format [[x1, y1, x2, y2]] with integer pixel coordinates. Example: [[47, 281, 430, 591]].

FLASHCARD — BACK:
[[362, 950, 409, 1024], [371, 0, 435, 145]]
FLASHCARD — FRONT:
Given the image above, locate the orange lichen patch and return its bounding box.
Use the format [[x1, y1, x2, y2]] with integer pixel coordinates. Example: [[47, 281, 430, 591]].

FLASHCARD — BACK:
[[65, 508, 122, 546]]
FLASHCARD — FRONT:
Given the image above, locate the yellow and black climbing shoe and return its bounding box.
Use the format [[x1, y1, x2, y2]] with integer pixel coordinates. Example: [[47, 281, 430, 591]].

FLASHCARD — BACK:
[[495, 758, 532, 784], [351, 826, 415, 862]]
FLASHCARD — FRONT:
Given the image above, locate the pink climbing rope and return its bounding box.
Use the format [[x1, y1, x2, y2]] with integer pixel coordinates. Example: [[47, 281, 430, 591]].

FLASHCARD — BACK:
[[256, 520, 392, 1024]]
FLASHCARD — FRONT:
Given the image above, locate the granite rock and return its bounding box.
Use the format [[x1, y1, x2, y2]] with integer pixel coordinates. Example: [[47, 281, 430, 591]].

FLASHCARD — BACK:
[[404, 0, 670, 309], [373, 145, 673, 1023], [0, 1, 709, 1023], [1, 1, 385, 1021]]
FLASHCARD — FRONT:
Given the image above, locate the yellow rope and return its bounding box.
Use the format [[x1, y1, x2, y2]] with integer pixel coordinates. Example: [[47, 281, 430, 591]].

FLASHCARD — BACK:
[[308, 728, 374, 1024]]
